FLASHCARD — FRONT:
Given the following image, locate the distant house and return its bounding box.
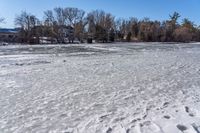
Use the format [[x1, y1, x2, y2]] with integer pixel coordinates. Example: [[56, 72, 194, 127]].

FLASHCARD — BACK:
[[33, 25, 74, 44], [0, 28, 19, 42], [57, 25, 74, 43]]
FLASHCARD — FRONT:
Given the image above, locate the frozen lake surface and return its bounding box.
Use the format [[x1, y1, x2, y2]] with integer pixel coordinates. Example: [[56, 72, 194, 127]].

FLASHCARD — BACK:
[[1, 43, 200, 133]]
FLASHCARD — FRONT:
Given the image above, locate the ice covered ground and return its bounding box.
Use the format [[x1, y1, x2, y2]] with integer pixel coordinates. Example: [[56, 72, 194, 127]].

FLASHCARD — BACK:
[[1, 42, 200, 133]]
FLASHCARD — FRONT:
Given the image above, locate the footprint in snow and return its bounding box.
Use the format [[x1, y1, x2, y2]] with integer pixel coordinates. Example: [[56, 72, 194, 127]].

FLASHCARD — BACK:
[[140, 121, 163, 133], [163, 115, 171, 119], [106, 127, 112, 133], [163, 102, 170, 108], [185, 106, 195, 117], [176, 124, 187, 132], [131, 118, 142, 123]]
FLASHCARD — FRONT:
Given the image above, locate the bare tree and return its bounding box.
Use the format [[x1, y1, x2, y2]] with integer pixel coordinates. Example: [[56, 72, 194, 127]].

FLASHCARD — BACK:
[[44, 10, 55, 26], [54, 7, 65, 26], [63, 8, 85, 26], [43, 10, 57, 43], [86, 10, 115, 42], [15, 11, 40, 43], [130, 17, 139, 38], [114, 18, 126, 41], [44, 7, 86, 43], [15, 11, 39, 31], [74, 20, 87, 42], [63, 8, 85, 42]]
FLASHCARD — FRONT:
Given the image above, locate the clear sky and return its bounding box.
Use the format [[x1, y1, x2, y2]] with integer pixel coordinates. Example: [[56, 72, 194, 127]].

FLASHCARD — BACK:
[[0, 0, 199, 28]]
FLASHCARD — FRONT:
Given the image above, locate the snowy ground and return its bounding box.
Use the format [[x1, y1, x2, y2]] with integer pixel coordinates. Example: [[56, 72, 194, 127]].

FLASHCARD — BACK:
[[1, 43, 200, 133]]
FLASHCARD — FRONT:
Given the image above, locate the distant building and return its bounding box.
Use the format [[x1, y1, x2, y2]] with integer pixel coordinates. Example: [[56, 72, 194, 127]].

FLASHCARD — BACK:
[[0, 28, 19, 42], [33, 25, 74, 44], [58, 25, 74, 43]]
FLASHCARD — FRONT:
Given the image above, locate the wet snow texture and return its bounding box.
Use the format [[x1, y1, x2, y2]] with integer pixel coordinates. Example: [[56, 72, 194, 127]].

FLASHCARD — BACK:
[[1, 43, 200, 133]]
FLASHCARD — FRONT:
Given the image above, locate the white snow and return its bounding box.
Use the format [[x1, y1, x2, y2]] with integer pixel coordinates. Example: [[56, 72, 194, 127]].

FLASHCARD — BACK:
[[0, 43, 200, 133]]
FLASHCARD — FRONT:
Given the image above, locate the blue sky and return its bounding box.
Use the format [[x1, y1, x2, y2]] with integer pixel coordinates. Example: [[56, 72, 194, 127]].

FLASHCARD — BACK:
[[0, 0, 199, 28]]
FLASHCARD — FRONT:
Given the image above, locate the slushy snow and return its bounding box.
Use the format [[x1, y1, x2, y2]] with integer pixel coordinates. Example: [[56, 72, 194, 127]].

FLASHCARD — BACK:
[[0, 43, 200, 133]]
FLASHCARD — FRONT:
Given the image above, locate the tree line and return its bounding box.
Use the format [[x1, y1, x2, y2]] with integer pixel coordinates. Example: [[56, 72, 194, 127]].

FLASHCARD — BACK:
[[2, 7, 200, 43]]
